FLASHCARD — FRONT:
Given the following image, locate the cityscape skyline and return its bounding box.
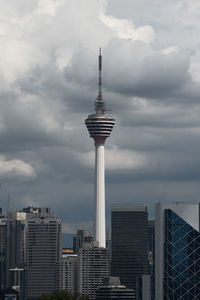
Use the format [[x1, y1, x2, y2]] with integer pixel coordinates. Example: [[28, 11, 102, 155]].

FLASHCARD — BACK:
[[2, 201, 200, 299], [0, 0, 200, 236]]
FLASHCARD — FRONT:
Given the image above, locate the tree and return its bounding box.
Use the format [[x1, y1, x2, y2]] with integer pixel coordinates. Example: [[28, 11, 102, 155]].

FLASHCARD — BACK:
[[39, 290, 89, 300]]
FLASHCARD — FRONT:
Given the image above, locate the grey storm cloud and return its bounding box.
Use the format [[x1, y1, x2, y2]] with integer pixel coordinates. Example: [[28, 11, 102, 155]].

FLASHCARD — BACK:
[[64, 38, 193, 101], [0, 0, 200, 235], [104, 40, 191, 98]]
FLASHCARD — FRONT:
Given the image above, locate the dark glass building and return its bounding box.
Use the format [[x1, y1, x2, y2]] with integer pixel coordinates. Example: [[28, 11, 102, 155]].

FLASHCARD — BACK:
[[155, 202, 200, 300], [164, 209, 200, 299], [111, 204, 149, 291]]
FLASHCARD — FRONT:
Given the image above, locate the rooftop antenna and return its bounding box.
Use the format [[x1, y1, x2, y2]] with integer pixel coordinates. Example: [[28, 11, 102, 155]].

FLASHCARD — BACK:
[[95, 47, 105, 114]]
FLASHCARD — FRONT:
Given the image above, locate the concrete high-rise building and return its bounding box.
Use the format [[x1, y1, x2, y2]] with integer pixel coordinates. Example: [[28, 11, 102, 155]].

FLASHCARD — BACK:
[[0, 207, 62, 299], [95, 277, 136, 300], [136, 275, 152, 300], [73, 230, 93, 254], [111, 204, 149, 291], [85, 49, 115, 248], [155, 202, 200, 300], [0, 212, 7, 292], [59, 254, 77, 294], [24, 207, 62, 300], [77, 242, 110, 300], [3, 211, 27, 300], [148, 221, 155, 300]]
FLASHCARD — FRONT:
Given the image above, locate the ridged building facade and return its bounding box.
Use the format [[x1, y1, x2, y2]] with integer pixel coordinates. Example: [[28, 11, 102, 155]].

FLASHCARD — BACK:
[[111, 204, 149, 292]]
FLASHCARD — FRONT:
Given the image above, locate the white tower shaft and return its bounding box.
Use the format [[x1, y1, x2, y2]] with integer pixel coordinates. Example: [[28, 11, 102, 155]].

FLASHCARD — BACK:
[[94, 144, 105, 247]]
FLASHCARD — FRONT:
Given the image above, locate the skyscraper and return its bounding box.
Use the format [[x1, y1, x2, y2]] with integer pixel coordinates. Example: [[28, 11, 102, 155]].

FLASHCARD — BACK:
[[148, 220, 155, 300], [0, 212, 7, 292], [77, 242, 110, 300], [24, 207, 62, 300], [4, 211, 27, 299], [111, 204, 149, 291], [1, 207, 61, 299], [85, 49, 115, 248], [155, 202, 200, 300]]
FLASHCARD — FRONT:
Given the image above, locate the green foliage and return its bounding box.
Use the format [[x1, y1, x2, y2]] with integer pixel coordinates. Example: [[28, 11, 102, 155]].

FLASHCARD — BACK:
[[39, 290, 89, 300]]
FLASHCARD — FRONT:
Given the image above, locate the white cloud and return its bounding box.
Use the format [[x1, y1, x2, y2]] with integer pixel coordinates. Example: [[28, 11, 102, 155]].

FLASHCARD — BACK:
[[161, 45, 178, 55], [36, 0, 64, 16], [0, 155, 36, 179], [79, 147, 148, 170], [106, 147, 149, 170], [100, 13, 155, 43], [0, 0, 109, 83]]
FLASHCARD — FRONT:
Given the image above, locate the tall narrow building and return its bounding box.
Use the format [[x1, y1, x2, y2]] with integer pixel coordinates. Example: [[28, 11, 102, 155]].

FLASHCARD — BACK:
[[24, 207, 62, 300], [111, 204, 149, 291], [59, 254, 78, 294], [85, 49, 115, 248], [0, 211, 7, 292]]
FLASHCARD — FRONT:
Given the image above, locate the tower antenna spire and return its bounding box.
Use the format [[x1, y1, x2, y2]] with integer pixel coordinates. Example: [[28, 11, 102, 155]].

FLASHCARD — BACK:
[[95, 47, 105, 114]]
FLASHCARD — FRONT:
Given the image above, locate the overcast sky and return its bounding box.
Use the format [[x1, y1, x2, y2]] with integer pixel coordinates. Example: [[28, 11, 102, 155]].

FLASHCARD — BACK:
[[1, 0, 200, 233]]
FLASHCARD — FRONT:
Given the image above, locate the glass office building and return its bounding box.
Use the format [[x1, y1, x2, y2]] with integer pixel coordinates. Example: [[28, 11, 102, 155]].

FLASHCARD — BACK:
[[111, 204, 149, 291], [164, 209, 200, 299], [155, 203, 200, 300]]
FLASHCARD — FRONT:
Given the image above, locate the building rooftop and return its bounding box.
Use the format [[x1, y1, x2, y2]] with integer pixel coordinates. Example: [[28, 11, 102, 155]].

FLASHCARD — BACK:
[[112, 204, 148, 212]]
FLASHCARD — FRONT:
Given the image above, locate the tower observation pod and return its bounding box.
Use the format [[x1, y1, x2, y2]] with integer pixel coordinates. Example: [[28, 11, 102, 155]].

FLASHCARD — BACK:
[[85, 49, 115, 248]]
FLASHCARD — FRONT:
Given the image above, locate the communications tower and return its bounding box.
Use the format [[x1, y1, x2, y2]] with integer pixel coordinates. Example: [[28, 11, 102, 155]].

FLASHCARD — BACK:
[[85, 49, 115, 248]]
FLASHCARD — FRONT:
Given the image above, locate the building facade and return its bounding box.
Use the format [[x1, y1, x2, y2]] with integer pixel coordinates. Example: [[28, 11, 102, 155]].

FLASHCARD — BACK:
[[77, 242, 110, 300], [136, 275, 152, 300], [59, 254, 78, 294], [0, 213, 7, 292], [0, 207, 62, 299], [73, 230, 93, 254], [155, 202, 200, 300], [95, 277, 136, 300], [111, 204, 149, 291], [24, 207, 62, 300]]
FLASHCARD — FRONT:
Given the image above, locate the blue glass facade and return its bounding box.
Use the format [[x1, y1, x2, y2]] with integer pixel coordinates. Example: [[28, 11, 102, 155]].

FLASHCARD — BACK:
[[164, 209, 200, 299]]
